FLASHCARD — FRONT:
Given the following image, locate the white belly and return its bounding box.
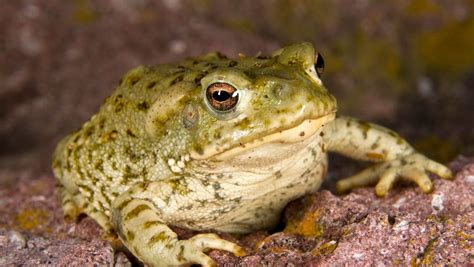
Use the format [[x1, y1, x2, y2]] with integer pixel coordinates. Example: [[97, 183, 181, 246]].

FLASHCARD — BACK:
[[185, 131, 327, 233]]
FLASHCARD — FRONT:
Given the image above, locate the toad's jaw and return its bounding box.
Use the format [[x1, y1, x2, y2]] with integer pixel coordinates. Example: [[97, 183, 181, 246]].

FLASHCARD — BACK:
[[190, 113, 335, 161]]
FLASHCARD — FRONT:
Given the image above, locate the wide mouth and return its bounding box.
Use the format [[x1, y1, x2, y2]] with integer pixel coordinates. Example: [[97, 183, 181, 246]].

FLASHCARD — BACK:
[[190, 112, 336, 160]]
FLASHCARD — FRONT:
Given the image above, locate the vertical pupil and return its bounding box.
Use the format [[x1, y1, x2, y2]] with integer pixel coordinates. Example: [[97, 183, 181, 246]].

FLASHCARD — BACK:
[[213, 90, 231, 102]]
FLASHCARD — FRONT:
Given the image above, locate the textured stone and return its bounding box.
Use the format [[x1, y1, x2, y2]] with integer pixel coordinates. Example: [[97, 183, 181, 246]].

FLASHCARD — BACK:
[[1, 157, 472, 265]]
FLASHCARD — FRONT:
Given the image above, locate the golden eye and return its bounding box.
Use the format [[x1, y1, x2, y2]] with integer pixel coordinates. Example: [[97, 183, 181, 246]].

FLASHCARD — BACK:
[[314, 52, 324, 77], [206, 83, 239, 112]]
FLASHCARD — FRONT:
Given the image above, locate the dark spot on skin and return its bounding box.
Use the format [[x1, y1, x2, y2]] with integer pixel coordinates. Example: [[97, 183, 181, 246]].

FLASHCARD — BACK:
[[235, 117, 251, 130], [371, 142, 379, 149], [146, 81, 157, 89], [216, 52, 227, 59], [104, 130, 118, 141], [77, 184, 94, 199], [137, 101, 150, 111], [319, 132, 325, 137], [356, 120, 371, 139], [388, 131, 398, 138], [194, 144, 204, 155], [300, 169, 311, 179], [143, 221, 161, 229], [228, 60, 238, 67], [180, 204, 194, 211], [129, 76, 140, 85], [121, 164, 140, 184], [126, 129, 136, 138], [243, 71, 256, 79], [114, 103, 124, 113], [72, 133, 81, 143], [274, 171, 282, 179], [98, 119, 105, 129], [232, 197, 242, 203], [113, 95, 125, 112], [147, 232, 168, 248], [299, 131, 305, 137], [388, 215, 396, 225], [124, 204, 150, 221], [126, 230, 135, 241], [94, 160, 104, 171], [170, 75, 184, 86], [83, 127, 94, 138], [214, 192, 224, 200], [194, 72, 206, 85]]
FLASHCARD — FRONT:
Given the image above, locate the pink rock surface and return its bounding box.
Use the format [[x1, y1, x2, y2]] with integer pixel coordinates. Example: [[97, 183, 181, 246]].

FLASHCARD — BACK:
[[0, 157, 472, 265]]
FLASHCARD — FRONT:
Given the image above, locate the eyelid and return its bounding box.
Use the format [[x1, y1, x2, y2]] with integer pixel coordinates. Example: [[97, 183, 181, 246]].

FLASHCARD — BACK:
[[305, 65, 322, 85]]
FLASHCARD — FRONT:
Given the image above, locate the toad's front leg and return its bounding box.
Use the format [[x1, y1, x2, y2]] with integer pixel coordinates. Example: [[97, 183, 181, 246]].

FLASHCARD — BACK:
[[323, 116, 452, 196], [111, 181, 245, 267]]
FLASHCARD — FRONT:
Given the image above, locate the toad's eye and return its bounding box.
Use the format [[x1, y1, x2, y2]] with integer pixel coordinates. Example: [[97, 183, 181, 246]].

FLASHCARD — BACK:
[[314, 53, 324, 77], [206, 83, 239, 112]]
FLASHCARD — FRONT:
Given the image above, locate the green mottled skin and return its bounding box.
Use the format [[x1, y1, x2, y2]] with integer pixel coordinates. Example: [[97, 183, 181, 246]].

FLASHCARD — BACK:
[[52, 43, 452, 266]]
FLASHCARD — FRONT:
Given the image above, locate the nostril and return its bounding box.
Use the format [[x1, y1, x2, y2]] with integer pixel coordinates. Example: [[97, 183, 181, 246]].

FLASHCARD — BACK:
[[273, 85, 283, 97], [272, 84, 291, 98]]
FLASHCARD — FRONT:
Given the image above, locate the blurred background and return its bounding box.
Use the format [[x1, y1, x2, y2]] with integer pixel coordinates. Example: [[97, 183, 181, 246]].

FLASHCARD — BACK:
[[1, 0, 473, 187]]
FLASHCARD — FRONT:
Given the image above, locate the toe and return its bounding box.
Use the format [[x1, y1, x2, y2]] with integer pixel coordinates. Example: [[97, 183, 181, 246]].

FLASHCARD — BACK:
[[336, 165, 382, 193], [401, 167, 433, 193], [425, 159, 453, 180], [191, 233, 246, 256], [375, 169, 397, 197]]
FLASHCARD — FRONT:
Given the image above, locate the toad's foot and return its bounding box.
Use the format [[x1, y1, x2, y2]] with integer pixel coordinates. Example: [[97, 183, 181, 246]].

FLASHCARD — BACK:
[[336, 153, 453, 197], [112, 183, 246, 266], [171, 233, 246, 267]]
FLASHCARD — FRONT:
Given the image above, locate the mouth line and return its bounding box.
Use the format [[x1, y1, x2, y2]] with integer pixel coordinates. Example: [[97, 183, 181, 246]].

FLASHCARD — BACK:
[[191, 112, 336, 160]]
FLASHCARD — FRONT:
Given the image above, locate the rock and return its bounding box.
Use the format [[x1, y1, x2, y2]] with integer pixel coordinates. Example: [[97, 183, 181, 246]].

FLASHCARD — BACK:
[[8, 230, 26, 249], [114, 252, 132, 267], [0, 158, 472, 265], [0, 229, 115, 266]]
